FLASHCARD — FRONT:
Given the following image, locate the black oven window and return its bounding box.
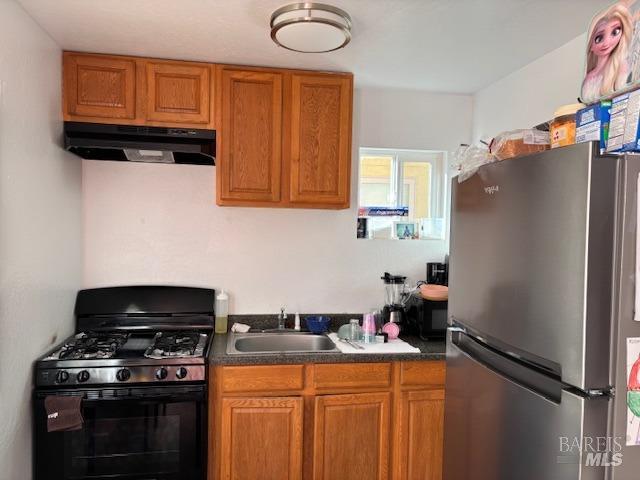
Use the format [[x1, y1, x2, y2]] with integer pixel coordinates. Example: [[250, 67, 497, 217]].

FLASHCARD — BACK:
[[69, 415, 180, 476]]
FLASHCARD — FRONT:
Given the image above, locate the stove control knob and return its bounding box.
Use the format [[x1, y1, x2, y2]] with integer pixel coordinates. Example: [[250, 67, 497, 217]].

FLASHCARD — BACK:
[[77, 370, 90, 383], [176, 367, 188, 379], [56, 370, 69, 383], [116, 369, 131, 382], [156, 367, 168, 380]]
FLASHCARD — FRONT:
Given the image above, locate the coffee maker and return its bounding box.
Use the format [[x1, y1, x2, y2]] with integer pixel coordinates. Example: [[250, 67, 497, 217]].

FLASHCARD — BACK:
[[381, 272, 407, 325]]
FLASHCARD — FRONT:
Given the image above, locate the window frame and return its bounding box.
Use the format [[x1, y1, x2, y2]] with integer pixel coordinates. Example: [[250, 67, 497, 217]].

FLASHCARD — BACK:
[[358, 147, 447, 219]]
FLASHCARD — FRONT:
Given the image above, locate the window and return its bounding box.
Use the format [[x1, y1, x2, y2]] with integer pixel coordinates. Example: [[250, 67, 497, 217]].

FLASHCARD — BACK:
[[358, 148, 447, 240]]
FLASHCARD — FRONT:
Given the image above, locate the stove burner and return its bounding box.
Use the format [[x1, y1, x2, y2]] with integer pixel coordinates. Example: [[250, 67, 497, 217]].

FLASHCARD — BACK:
[[55, 332, 129, 360], [145, 331, 206, 359]]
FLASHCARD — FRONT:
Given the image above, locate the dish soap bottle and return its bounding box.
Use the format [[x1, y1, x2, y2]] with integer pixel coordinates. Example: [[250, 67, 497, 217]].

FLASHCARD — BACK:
[[215, 290, 229, 334]]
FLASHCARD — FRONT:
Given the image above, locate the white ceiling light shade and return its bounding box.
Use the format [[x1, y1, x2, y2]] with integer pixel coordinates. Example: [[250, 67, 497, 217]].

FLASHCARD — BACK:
[[270, 3, 352, 53]]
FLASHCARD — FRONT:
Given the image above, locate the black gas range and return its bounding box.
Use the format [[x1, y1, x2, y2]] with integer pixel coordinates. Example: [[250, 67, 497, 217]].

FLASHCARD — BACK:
[[33, 285, 214, 480]]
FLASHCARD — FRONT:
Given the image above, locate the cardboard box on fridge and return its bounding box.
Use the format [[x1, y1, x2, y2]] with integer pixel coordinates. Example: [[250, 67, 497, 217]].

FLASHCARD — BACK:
[[606, 89, 640, 153], [576, 101, 611, 151]]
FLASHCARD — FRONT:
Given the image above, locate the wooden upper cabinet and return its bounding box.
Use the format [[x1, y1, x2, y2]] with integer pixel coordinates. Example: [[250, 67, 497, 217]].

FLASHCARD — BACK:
[[63, 52, 214, 128], [219, 397, 303, 480], [63, 53, 137, 120], [62, 53, 354, 209], [217, 69, 283, 204], [396, 389, 445, 480], [288, 73, 352, 208], [313, 392, 390, 480], [145, 61, 211, 124]]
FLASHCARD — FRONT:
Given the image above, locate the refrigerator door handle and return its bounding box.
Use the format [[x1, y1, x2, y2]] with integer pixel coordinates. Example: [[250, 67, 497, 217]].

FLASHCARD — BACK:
[[447, 325, 467, 334], [451, 329, 563, 404]]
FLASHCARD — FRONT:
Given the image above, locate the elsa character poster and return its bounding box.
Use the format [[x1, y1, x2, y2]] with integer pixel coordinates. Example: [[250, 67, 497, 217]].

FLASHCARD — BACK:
[[581, 1, 639, 103]]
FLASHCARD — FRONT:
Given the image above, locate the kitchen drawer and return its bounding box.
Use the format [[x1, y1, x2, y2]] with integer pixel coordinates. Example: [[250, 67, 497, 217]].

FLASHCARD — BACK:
[[220, 365, 305, 393], [399, 360, 446, 388], [313, 363, 392, 390]]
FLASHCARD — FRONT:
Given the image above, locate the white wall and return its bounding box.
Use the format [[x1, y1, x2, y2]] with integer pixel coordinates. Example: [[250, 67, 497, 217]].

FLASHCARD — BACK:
[[0, 1, 82, 478], [82, 87, 472, 314], [473, 34, 587, 141]]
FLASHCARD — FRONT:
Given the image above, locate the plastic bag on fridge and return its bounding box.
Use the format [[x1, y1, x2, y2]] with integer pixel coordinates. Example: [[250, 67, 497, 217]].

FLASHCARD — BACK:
[[452, 143, 494, 182]]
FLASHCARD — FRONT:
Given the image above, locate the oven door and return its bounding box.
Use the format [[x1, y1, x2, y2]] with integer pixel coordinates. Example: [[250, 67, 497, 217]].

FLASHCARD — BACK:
[[34, 385, 205, 480]]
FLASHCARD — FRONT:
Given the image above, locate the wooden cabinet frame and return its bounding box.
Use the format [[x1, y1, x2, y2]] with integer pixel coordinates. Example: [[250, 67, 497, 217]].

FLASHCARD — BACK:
[[63, 51, 215, 129], [217, 68, 283, 204], [313, 392, 391, 480], [209, 360, 446, 480], [215, 65, 353, 210], [145, 60, 212, 124], [288, 73, 352, 208], [219, 397, 303, 480], [395, 389, 445, 480], [63, 53, 138, 120]]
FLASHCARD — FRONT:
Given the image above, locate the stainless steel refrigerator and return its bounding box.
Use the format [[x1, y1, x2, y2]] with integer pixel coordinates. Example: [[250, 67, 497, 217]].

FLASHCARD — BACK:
[[444, 142, 640, 480]]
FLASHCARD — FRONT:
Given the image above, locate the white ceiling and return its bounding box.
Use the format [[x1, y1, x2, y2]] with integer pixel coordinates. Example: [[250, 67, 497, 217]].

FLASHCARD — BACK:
[[16, 0, 609, 93]]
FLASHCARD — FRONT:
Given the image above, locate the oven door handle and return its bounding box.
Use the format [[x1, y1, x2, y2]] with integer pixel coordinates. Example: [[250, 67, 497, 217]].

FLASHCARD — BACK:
[[126, 393, 204, 401], [36, 386, 205, 401]]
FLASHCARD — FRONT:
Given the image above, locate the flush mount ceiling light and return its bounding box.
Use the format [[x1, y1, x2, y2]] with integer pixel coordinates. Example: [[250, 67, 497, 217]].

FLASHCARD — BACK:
[[270, 3, 352, 53]]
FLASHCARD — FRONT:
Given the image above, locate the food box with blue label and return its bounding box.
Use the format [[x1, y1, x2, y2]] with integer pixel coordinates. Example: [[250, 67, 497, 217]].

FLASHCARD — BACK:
[[575, 101, 610, 151], [606, 90, 640, 153]]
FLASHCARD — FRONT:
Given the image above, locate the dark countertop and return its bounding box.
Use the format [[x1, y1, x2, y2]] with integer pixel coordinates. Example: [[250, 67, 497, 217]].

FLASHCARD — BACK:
[[207, 332, 446, 366]]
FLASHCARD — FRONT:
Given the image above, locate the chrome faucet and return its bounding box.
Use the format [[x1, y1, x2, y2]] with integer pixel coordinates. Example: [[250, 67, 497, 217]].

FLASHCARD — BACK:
[[278, 307, 287, 330]]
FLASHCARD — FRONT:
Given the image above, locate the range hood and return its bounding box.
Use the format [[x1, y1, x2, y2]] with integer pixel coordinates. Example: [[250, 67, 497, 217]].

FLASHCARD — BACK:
[[63, 122, 216, 165]]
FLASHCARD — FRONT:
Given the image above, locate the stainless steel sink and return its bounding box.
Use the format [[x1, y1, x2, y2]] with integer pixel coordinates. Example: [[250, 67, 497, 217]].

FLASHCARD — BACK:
[[226, 332, 339, 355]]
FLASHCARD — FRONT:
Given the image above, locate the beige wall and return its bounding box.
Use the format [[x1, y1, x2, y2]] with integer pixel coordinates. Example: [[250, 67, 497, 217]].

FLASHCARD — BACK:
[[0, 1, 82, 478], [473, 34, 587, 141], [82, 87, 473, 313]]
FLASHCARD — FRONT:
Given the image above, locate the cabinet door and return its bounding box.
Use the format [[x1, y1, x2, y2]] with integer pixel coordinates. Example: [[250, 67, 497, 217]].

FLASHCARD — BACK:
[[289, 74, 352, 208], [313, 392, 390, 480], [145, 61, 211, 124], [63, 53, 136, 120], [217, 69, 283, 204], [396, 389, 445, 480], [219, 397, 303, 480]]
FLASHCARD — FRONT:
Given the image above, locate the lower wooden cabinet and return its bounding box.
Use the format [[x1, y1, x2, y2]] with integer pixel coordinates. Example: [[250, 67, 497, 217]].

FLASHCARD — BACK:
[[313, 392, 390, 480], [210, 361, 445, 480], [396, 389, 445, 480], [218, 397, 303, 480]]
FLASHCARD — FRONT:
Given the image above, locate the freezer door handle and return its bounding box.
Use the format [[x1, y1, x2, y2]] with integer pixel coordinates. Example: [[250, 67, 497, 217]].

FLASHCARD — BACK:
[[451, 329, 563, 404], [447, 325, 467, 334]]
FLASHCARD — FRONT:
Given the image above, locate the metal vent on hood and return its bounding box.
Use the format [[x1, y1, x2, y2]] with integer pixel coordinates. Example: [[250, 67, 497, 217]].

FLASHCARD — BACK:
[[63, 122, 216, 165]]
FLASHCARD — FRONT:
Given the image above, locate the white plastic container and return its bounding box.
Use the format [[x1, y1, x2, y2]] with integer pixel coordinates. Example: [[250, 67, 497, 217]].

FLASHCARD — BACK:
[[215, 290, 229, 334]]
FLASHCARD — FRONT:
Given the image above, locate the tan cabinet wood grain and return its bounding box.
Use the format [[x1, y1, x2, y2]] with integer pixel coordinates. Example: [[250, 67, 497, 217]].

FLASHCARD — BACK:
[[220, 364, 304, 394], [145, 60, 211, 124], [219, 396, 303, 480], [400, 360, 446, 388], [396, 389, 445, 480], [217, 69, 283, 204], [211, 361, 445, 480], [313, 362, 392, 391], [63, 53, 137, 120], [288, 74, 352, 208], [313, 392, 390, 480]]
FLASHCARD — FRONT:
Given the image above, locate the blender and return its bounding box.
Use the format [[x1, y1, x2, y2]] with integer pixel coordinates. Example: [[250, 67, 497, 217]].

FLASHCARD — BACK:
[[381, 272, 407, 325]]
